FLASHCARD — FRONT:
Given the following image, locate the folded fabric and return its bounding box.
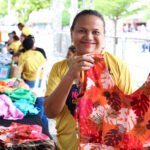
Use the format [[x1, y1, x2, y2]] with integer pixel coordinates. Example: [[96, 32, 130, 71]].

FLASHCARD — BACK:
[[0, 80, 7, 92], [6, 78, 30, 89], [0, 122, 50, 147], [0, 94, 24, 120], [5, 88, 36, 104], [77, 54, 150, 149], [14, 99, 39, 115], [0, 53, 12, 65], [1, 139, 56, 150]]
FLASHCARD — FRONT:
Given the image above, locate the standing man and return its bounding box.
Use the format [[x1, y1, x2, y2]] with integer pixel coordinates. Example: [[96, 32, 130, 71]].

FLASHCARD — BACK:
[[17, 23, 31, 36]]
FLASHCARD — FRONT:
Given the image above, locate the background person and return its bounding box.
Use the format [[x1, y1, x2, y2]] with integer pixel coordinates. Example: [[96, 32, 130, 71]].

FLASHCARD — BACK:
[[13, 34, 47, 63], [7, 34, 21, 55], [27, 35, 47, 59], [17, 37, 48, 129], [17, 23, 31, 36]]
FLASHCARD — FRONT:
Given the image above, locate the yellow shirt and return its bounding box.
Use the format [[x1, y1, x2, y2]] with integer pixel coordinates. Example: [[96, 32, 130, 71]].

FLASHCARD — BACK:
[[45, 51, 136, 150], [8, 41, 21, 53], [18, 50, 46, 81], [22, 26, 30, 36]]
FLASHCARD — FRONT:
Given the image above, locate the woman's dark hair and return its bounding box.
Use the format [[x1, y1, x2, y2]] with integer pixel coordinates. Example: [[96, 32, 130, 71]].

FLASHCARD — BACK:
[[11, 31, 16, 35], [68, 45, 76, 53], [22, 37, 34, 51], [66, 45, 76, 58], [71, 9, 105, 33], [17, 22, 24, 27], [27, 34, 35, 42], [8, 31, 16, 37], [13, 35, 19, 41]]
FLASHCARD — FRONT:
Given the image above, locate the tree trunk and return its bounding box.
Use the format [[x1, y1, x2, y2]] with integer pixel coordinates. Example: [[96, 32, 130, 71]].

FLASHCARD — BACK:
[[113, 19, 118, 55], [51, 0, 63, 32], [70, 0, 78, 26], [51, 0, 64, 53]]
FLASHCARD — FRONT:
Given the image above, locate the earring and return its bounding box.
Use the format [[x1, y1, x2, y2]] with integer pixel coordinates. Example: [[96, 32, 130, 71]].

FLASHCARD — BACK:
[[71, 41, 74, 46]]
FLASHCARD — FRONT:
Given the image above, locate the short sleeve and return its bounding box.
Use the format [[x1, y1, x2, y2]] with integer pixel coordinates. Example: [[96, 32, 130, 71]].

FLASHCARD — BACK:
[[45, 60, 68, 96], [103, 51, 136, 95], [117, 59, 137, 94]]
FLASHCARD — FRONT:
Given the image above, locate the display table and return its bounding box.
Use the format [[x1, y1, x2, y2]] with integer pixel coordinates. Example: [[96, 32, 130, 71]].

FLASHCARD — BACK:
[[0, 78, 57, 149]]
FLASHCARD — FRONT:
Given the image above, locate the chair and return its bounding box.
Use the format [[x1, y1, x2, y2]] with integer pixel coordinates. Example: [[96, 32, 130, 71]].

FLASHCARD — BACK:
[[31, 62, 50, 98], [31, 61, 57, 133]]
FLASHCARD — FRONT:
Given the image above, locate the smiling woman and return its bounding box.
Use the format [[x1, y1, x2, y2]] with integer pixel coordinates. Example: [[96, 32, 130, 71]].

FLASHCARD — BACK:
[[70, 11, 105, 55], [44, 9, 136, 150]]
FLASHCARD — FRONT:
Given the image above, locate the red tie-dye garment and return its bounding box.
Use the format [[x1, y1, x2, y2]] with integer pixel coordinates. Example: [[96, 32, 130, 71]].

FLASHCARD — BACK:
[[76, 54, 150, 150]]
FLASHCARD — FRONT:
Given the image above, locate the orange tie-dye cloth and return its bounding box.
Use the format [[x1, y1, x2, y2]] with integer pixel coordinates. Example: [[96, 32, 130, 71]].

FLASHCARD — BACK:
[[76, 54, 150, 150]]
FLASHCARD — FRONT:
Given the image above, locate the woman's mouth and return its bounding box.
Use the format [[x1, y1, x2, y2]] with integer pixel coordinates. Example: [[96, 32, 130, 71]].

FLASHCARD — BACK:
[[82, 41, 95, 48]]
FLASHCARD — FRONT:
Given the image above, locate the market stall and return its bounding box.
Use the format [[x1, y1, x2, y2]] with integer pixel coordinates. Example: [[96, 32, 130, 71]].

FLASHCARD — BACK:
[[0, 78, 56, 149]]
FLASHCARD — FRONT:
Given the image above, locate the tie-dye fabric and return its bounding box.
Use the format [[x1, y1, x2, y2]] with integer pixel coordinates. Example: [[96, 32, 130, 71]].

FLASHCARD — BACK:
[[0, 122, 49, 147], [76, 54, 150, 150]]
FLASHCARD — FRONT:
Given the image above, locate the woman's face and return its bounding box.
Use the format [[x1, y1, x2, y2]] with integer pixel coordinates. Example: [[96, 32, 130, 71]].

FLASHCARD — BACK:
[[20, 35, 25, 43], [9, 36, 15, 43], [71, 15, 105, 55]]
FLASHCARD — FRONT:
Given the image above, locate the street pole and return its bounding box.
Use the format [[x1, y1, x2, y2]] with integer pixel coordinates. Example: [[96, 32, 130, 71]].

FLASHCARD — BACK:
[[70, 0, 78, 26]]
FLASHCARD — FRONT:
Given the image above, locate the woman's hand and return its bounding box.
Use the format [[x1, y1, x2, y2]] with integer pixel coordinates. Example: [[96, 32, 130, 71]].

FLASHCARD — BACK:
[[67, 54, 94, 80], [44, 55, 95, 118]]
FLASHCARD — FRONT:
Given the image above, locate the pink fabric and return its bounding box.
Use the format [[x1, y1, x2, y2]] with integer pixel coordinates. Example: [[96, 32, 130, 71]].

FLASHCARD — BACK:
[[0, 94, 24, 120]]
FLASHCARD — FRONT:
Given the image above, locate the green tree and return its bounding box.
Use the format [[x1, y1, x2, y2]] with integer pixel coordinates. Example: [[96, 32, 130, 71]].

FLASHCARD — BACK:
[[145, 4, 150, 20], [15, 0, 52, 22], [62, 9, 70, 26], [0, 0, 8, 17], [62, 0, 70, 26], [0, 0, 52, 22], [94, 0, 149, 53]]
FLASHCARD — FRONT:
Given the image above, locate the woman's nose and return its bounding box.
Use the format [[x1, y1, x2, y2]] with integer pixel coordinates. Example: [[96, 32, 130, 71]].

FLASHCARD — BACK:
[[86, 32, 93, 40]]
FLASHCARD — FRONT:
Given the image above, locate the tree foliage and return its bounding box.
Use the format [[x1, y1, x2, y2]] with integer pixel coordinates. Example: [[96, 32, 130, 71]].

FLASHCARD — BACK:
[[0, 0, 52, 22], [94, 0, 148, 20], [62, 0, 70, 26], [0, 0, 8, 17], [0, 0, 149, 26], [145, 4, 150, 20], [62, 9, 70, 26], [93, 0, 149, 54]]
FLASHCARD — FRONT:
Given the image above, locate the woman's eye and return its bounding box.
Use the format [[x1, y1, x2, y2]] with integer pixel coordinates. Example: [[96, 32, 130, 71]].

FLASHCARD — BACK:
[[78, 30, 85, 33], [93, 31, 100, 35]]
